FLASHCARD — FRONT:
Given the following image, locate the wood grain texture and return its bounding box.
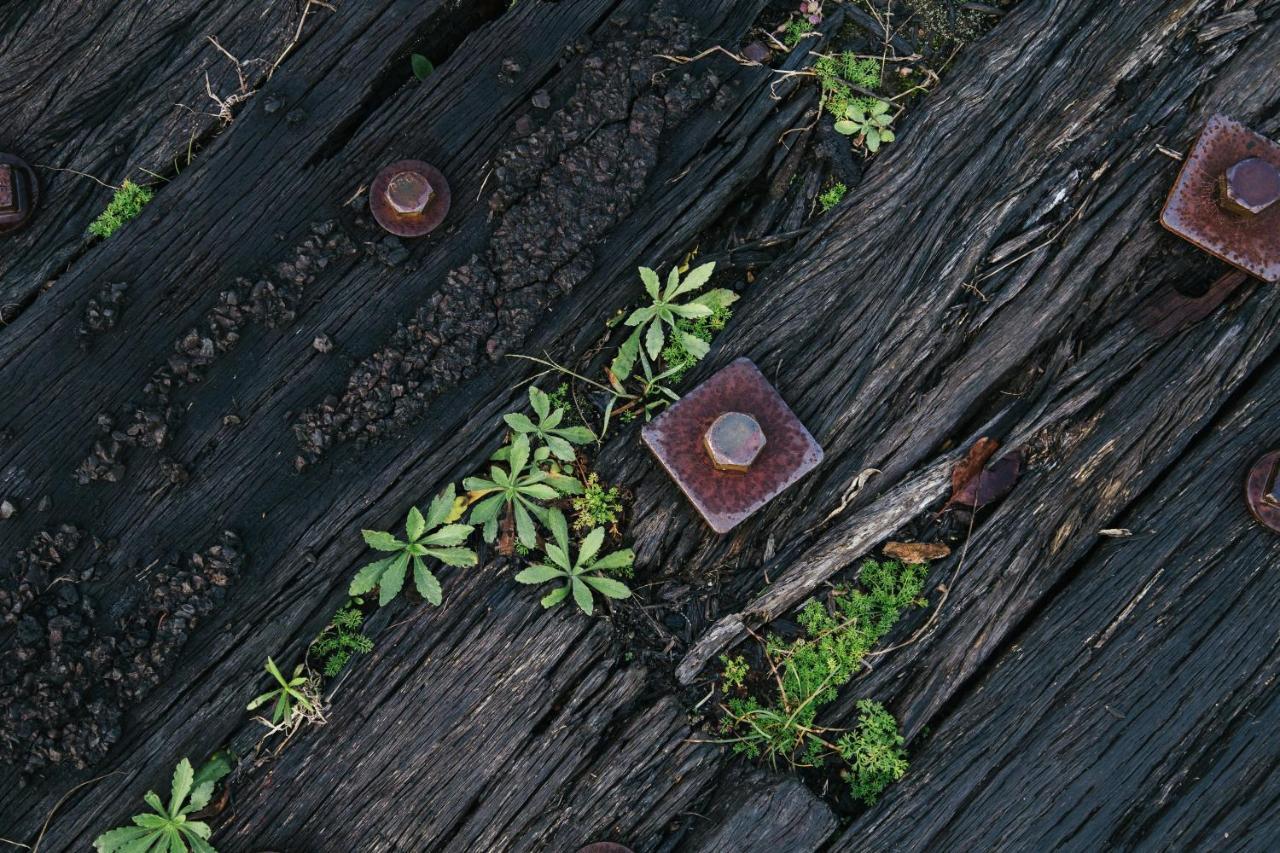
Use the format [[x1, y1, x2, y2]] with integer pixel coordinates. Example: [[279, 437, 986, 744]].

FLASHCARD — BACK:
[[1, 0, 1279, 849]]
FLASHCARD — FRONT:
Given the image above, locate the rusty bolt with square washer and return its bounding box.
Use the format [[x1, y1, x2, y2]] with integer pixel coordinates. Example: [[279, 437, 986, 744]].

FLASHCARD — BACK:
[[369, 159, 450, 237], [1161, 114, 1280, 283], [642, 358, 823, 535], [0, 154, 38, 235]]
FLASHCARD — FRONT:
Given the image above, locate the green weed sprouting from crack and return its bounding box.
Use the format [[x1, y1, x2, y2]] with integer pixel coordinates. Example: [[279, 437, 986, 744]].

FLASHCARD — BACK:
[[571, 472, 624, 538], [93, 756, 230, 853], [819, 182, 847, 212], [514, 508, 632, 615], [88, 180, 153, 239], [350, 483, 478, 607], [466, 434, 583, 550], [311, 602, 374, 677], [717, 559, 925, 805]]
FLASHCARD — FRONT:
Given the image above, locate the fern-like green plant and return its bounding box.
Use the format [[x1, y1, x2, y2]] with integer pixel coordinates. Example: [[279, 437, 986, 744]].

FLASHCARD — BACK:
[[837, 699, 909, 805], [610, 262, 737, 382], [514, 508, 632, 615], [504, 386, 595, 460], [349, 484, 478, 606], [93, 758, 221, 853], [465, 434, 581, 549], [246, 656, 315, 725]]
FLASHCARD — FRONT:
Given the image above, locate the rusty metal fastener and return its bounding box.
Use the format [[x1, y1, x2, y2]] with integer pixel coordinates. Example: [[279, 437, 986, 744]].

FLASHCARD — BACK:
[[642, 357, 823, 535], [0, 154, 38, 235], [576, 845, 634, 853], [1160, 114, 1280, 283], [705, 411, 766, 472], [369, 159, 450, 237], [1220, 157, 1280, 216], [1246, 451, 1280, 534]]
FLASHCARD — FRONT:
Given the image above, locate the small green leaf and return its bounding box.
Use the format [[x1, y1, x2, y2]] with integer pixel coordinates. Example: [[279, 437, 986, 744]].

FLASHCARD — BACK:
[[508, 434, 531, 477], [670, 261, 715, 298], [362, 529, 403, 551], [413, 557, 442, 605], [871, 99, 889, 115], [405, 506, 425, 541], [865, 129, 880, 152], [529, 386, 551, 420], [427, 546, 478, 567], [583, 575, 631, 599], [503, 412, 538, 433], [554, 425, 596, 444], [541, 585, 570, 608], [639, 266, 661, 300], [169, 758, 194, 815], [680, 331, 710, 360], [571, 578, 593, 615], [577, 527, 605, 567], [545, 507, 570, 552], [834, 119, 858, 135], [610, 325, 643, 382], [412, 53, 434, 80], [880, 129, 895, 144], [644, 320, 665, 360], [588, 548, 634, 571], [515, 563, 564, 583], [349, 554, 396, 596], [377, 552, 410, 606], [544, 434, 577, 462], [513, 501, 538, 549]]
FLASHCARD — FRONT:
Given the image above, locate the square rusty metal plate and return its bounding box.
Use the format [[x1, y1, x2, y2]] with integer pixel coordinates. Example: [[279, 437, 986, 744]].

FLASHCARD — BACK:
[[0, 165, 13, 212], [1160, 114, 1280, 283], [641, 357, 823, 534]]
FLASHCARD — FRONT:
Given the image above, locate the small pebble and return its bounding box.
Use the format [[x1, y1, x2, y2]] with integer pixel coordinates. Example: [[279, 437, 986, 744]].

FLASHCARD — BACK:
[[313, 334, 333, 354], [0, 499, 16, 519], [263, 96, 283, 114], [531, 89, 551, 109]]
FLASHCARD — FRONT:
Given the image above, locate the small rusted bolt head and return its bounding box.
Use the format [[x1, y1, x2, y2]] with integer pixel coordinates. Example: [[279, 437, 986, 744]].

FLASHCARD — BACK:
[[385, 170, 434, 215], [1220, 157, 1280, 216], [1246, 451, 1280, 534], [0, 155, 37, 235], [704, 411, 766, 472], [369, 159, 451, 238]]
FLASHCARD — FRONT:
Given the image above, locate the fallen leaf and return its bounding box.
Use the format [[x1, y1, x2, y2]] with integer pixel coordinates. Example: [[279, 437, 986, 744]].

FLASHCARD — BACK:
[[946, 439, 1022, 511], [883, 541, 951, 563], [951, 437, 1000, 495], [445, 495, 468, 523]]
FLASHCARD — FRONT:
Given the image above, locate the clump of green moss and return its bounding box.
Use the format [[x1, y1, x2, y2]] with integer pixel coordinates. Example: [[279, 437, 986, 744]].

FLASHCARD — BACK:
[[311, 603, 374, 678], [819, 182, 847, 212], [721, 559, 925, 804], [88, 180, 153, 239]]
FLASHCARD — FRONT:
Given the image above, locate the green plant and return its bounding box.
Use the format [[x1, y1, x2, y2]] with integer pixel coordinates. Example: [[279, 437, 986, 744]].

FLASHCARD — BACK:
[[411, 53, 434, 80], [834, 100, 896, 152], [94, 757, 227, 853], [571, 472, 623, 534], [466, 434, 581, 549], [660, 292, 733, 383], [505, 386, 596, 460], [311, 603, 374, 677], [88, 180, 154, 239], [720, 654, 749, 690], [246, 657, 316, 725], [610, 262, 737, 383], [814, 53, 882, 119], [719, 559, 924, 788], [838, 699, 909, 805], [818, 182, 847, 212], [783, 18, 815, 47], [514, 508, 632, 615], [349, 484, 478, 606]]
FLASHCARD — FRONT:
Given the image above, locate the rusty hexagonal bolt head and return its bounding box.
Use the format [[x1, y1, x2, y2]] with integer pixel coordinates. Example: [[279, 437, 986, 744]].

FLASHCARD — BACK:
[[1219, 157, 1280, 216], [704, 411, 766, 473], [369, 159, 451, 238], [385, 170, 435, 215]]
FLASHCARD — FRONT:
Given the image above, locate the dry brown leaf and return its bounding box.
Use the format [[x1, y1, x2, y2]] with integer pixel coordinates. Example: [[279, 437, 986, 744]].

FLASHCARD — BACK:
[[883, 541, 952, 564]]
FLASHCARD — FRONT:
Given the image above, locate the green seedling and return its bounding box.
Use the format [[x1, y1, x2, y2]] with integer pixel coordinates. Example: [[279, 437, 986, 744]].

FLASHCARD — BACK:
[[466, 434, 581, 549], [514, 508, 632, 615], [411, 53, 434, 80], [93, 757, 227, 853], [505, 386, 595, 460], [350, 484, 478, 607], [610, 262, 737, 383], [246, 657, 316, 725], [834, 100, 896, 152], [311, 603, 374, 677], [571, 472, 623, 534], [818, 182, 847, 212]]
